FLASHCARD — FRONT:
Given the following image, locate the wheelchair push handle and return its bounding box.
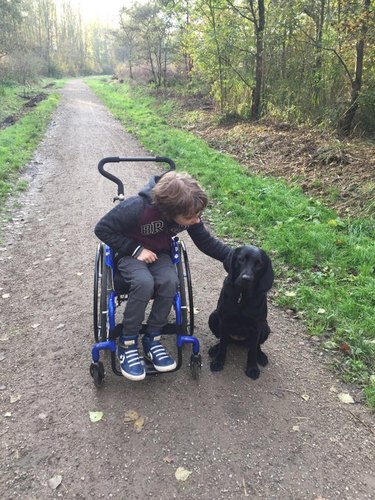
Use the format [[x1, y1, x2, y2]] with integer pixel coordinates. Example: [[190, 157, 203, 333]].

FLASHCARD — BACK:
[[98, 156, 176, 201]]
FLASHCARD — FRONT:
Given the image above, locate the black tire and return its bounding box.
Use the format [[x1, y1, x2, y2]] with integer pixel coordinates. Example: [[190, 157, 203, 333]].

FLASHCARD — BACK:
[[99, 256, 110, 342], [93, 243, 104, 342], [90, 362, 105, 387], [93, 243, 111, 342], [190, 353, 202, 380], [176, 241, 194, 335]]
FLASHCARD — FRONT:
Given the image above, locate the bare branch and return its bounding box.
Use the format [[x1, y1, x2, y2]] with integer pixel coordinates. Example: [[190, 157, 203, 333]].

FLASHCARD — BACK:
[[300, 38, 353, 83], [226, 0, 255, 24]]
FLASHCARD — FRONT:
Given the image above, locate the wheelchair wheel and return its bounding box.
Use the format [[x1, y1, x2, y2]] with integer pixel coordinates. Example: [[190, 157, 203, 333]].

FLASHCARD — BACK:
[[190, 353, 202, 380], [90, 361, 105, 387], [176, 240, 194, 335], [93, 243, 111, 342]]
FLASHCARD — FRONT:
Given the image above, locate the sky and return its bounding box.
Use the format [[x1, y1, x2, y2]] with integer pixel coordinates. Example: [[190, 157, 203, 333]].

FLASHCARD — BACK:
[[71, 0, 136, 23]]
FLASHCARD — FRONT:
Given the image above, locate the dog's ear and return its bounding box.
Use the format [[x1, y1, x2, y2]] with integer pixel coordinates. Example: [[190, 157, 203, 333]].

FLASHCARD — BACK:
[[256, 251, 274, 293], [223, 249, 234, 274]]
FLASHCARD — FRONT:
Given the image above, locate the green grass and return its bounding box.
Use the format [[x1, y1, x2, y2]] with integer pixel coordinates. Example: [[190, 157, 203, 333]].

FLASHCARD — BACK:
[[87, 77, 375, 408], [0, 81, 62, 204]]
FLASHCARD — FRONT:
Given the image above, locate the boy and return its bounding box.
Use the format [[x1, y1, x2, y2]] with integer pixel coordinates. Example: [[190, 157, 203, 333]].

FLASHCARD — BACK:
[[95, 171, 230, 381]]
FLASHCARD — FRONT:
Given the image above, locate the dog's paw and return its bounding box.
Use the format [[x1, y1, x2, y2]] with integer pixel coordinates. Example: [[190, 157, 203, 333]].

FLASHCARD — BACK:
[[245, 366, 260, 379], [257, 350, 268, 367], [208, 343, 220, 358], [210, 359, 224, 372]]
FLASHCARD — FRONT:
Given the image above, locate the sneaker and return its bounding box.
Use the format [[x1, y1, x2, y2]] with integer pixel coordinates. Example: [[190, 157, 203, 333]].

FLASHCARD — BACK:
[[117, 335, 145, 381], [142, 333, 177, 372]]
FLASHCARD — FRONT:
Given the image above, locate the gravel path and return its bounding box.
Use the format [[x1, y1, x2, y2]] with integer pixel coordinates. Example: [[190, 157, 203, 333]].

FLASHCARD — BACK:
[[0, 80, 374, 499]]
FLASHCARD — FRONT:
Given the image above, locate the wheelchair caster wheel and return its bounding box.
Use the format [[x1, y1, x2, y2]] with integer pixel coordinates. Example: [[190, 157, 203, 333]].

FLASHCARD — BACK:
[[190, 353, 202, 380], [90, 361, 105, 387]]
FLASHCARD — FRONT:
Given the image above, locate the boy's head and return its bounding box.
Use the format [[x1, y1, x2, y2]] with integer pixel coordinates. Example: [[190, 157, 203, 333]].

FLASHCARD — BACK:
[[152, 171, 208, 225]]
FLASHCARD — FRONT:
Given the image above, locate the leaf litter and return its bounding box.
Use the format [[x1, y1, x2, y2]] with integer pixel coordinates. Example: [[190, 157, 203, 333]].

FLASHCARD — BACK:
[[124, 409, 145, 433]]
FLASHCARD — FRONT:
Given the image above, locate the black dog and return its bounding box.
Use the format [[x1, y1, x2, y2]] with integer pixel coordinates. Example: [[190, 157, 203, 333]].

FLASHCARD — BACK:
[[208, 245, 274, 379]]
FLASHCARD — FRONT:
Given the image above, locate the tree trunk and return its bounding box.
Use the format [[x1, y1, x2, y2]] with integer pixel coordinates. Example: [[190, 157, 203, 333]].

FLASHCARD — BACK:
[[251, 0, 265, 120], [337, 0, 370, 136]]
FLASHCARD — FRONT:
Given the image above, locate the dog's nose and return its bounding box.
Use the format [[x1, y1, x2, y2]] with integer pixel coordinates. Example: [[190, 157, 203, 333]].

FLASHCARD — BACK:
[[241, 274, 252, 281]]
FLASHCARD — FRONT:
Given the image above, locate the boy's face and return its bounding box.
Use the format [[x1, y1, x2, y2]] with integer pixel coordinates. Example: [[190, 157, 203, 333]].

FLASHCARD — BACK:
[[174, 213, 201, 226]]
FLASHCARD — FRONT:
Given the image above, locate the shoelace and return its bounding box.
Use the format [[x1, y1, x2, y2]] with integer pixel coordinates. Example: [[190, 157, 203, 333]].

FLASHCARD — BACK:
[[120, 349, 142, 367], [149, 345, 170, 361]]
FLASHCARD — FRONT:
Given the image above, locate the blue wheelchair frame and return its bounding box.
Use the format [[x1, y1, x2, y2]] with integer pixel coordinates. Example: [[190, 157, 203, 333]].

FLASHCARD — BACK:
[[90, 156, 202, 386]]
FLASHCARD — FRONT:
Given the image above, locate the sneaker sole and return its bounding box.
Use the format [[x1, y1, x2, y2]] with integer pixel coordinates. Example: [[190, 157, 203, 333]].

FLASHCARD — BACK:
[[144, 356, 177, 372], [120, 366, 146, 381]]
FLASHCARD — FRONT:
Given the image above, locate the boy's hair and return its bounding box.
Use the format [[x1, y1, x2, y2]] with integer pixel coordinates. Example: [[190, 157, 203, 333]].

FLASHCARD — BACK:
[[152, 171, 208, 218]]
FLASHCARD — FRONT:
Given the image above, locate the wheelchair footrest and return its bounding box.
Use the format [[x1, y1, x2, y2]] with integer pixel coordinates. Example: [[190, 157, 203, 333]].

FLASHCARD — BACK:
[[109, 322, 178, 339]]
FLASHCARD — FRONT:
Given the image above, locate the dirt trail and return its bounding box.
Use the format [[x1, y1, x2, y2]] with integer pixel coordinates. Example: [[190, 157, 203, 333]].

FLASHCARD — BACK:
[[0, 80, 374, 499]]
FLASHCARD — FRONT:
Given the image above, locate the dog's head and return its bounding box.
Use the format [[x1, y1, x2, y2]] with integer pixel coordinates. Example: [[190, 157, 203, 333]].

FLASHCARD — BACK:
[[224, 245, 274, 296]]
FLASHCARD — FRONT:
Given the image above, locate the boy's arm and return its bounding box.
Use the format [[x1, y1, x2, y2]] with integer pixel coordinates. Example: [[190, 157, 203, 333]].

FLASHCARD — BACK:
[[187, 221, 231, 262], [94, 196, 144, 257]]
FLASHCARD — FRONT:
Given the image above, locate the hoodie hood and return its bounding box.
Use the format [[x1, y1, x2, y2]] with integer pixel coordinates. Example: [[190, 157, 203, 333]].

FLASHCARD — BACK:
[[138, 175, 161, 202]]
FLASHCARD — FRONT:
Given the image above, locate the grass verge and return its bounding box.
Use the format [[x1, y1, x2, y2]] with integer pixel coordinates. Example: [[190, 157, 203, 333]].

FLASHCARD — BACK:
[[0, 81, 63, 205], [87, 77, 375, 407]]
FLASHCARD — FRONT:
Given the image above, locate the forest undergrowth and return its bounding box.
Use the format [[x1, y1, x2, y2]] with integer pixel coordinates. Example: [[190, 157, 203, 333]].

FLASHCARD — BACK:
[[161, 90, 375, 222]]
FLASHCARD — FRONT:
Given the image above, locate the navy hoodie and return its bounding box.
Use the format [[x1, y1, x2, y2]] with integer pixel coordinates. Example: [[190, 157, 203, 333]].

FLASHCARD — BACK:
[[95, 175, 231, 262]]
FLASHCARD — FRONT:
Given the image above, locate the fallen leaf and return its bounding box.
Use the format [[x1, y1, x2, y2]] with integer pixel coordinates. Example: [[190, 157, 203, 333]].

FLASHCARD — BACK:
[[338, 392, 355, 404], [327, 219, 337, 226], [175, 466, 192, 481], [89, 411, 104, 422], [134, 416, 145, 433], [124, 409, 139, 422], [339, 342, 352, 355], [48, 475, 62, 490]]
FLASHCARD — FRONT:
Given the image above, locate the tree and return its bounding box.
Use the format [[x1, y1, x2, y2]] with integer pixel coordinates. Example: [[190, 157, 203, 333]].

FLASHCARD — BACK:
[[0, 0, 23, 58], [338, 0, 372, 135], [8, 49, 43, 92], [226, 0, 266, 119], [118, 6, 139, 79], [301, 0, 326, 103]]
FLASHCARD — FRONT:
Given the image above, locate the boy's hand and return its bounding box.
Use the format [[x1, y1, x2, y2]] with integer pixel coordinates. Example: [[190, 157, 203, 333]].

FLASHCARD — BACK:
[[137, 248, 158, 264]]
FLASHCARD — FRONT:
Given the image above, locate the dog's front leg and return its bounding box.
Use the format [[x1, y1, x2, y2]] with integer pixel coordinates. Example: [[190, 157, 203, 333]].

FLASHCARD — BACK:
[[210, 320, 229, 372], [245, 329, 261, 379]]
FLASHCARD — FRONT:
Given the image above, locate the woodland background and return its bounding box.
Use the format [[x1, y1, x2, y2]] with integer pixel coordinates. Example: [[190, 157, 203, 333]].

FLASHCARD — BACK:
[[1, 0, 374, 137]]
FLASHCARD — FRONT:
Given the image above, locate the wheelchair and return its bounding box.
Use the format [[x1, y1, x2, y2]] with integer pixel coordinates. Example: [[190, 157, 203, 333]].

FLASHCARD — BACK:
[[90, 156, 202, 387]]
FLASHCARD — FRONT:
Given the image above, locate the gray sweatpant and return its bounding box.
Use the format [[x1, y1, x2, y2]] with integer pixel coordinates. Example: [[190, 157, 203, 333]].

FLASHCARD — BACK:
[[116, 253, 179, 337]]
